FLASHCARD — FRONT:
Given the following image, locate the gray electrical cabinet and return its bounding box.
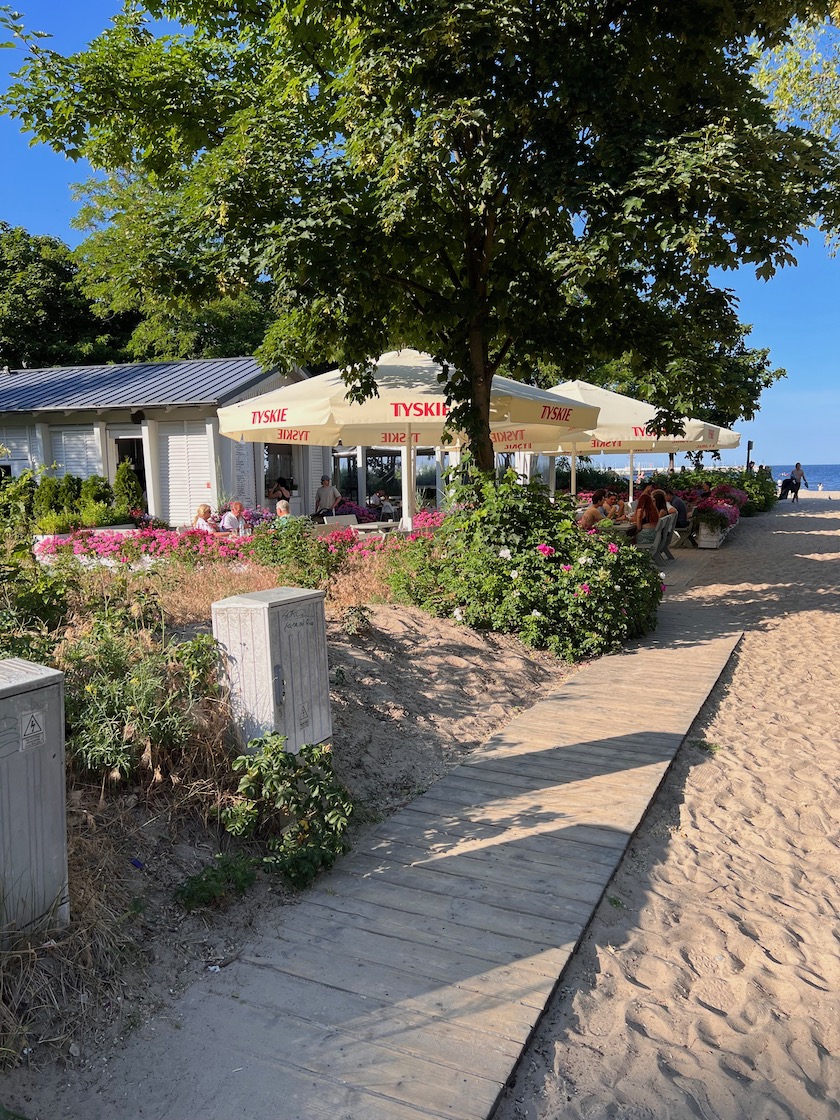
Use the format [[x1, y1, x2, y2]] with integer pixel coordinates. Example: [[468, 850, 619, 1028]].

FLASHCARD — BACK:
[[212, 588, 332, 752], [0, 659, 69, 942]]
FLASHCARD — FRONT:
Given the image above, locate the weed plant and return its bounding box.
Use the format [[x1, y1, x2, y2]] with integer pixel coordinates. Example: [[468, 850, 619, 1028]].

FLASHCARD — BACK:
[[223, 737, 353, 889], [174, 853, 258, 911]]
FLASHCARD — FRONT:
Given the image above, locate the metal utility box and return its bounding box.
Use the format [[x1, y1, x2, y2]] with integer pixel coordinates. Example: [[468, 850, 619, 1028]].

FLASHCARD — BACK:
[[212, 588, 332, 752], [0, 659, 69, 940]]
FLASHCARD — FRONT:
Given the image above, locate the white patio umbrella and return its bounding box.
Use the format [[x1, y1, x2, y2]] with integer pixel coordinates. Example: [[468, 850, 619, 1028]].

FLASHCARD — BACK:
[[542, 380, 740, 497], [218, 350, 600, 518]]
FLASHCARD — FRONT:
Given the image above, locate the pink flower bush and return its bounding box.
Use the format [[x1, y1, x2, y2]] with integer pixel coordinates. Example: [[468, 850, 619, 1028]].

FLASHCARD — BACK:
[[34, 527, 251, 565]]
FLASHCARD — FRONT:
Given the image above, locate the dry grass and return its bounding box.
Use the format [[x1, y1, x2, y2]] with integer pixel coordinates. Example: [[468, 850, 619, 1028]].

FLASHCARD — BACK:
[[326, 551, 395, 611], [152, 562, 285, 628], [1, 804, 137, 1070]]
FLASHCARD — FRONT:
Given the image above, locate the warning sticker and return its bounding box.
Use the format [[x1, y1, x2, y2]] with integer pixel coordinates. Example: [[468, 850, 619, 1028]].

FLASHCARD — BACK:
[[298, 701, 311, 727], [20, 711, 46, 751]]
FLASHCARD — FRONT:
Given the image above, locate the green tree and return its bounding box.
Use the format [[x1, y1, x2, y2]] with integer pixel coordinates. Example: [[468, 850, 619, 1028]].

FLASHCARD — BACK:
[[4, 2, 838, 464], [0, 222, 134, 369], [754, 12, 840, 144]]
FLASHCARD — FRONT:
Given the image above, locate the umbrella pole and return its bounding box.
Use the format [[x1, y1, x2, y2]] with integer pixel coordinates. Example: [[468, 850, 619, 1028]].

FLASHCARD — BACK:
[[548, 455, 556, 500], [629, 451, 635, 501], [570, 446, 577, 496]]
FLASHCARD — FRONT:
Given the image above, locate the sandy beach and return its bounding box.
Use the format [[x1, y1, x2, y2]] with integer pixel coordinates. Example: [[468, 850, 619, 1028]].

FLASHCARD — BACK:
[[494, 497, 840, 1120], [2, 496, 838, 1120]]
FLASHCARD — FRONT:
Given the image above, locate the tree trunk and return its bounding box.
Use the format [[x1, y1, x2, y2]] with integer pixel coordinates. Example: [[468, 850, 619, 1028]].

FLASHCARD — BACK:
[[468, 327, 494, 472]]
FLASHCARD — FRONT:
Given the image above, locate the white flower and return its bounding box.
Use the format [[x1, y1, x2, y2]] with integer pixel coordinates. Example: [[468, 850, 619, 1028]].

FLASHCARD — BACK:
[[659, 571, 666, 579], [453, 607, 464, 621], [498, 547, 512, 560], [578, 556, 593, 566], [531, 610, 542, 618], [511, 589, 520, 598], [510, 569, 519, 579]]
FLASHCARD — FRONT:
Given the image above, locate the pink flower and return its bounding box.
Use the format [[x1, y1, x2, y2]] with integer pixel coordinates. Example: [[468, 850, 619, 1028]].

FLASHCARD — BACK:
[[608, 542, 619, 554], [580, 583, 590, 594], [561, 564, 573, 571], [536, 544, 555, 557]]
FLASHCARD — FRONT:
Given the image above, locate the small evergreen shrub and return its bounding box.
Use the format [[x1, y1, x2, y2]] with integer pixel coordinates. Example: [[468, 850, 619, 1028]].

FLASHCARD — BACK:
[[80, 475, 114, 506], [114, 459, 145, 512]]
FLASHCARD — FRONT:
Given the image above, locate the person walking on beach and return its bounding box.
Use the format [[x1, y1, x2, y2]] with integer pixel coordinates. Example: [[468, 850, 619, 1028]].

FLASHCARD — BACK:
[[791, 462, 808, 502]]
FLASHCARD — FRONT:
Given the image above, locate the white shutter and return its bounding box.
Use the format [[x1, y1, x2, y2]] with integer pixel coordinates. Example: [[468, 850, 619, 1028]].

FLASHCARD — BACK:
[[158, 421, 212, 527], [49, 427, 102, 478], [0, 426, 35, 475]]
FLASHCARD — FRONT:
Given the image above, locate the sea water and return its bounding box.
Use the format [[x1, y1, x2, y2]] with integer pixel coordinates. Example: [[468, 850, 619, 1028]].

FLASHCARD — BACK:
[[769, 465, 840, 491]]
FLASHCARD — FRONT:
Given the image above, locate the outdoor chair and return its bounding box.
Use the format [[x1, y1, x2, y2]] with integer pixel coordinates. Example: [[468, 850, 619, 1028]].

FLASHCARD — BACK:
[[635, 512, 677, 567]]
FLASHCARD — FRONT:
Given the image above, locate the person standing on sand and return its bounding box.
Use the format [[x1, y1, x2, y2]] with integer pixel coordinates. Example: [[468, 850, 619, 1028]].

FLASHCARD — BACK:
[[791, 462, 808, 502]]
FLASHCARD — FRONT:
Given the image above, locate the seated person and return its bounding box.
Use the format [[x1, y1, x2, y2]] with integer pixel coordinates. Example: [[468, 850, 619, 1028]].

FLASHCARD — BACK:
[[664, 487, 689, 528], [629, 491, 659, 545], [602, 492, 627, 520], [192, 503, 221, 533], [651, 489, 672, 517], [220, 500, 247, 536], [275, 499, 292, 520], [379, 493, 396, 520], [578, 489, 607, 530]]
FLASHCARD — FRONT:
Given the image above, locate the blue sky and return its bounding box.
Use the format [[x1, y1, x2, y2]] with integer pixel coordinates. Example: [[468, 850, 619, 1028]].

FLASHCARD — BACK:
[[1, 1, 838, 467]]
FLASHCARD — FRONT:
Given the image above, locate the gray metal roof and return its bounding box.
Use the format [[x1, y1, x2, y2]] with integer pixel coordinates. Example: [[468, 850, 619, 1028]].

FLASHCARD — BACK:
[[0, 356, 272, 412]]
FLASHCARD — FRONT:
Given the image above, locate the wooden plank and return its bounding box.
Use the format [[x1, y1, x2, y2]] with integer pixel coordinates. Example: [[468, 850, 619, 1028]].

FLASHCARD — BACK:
[[319, 872, 585, 947], [282, 897, 573, 977], [236, 946, 543, 1043], [263, 915, 564, 1010]]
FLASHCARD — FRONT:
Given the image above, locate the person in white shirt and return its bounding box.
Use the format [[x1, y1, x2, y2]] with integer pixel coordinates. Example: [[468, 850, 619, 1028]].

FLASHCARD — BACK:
[[220, 500, 247, 536], [192, 503, 221, 533]]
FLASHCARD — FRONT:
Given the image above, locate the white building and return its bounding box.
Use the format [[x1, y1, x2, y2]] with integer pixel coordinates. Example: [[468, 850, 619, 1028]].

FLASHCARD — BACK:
[[0, 357, 334, 523]]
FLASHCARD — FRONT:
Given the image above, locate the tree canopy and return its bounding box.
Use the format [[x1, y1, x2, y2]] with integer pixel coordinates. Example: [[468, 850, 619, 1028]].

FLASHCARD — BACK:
[[0, 221, 134, 369], [4, 2, 838, 464], [754, 10, 840, 146]]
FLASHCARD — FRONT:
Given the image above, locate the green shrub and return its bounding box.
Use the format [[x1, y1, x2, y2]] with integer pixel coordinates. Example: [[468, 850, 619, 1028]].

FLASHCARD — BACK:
[[243, 517, 353, 585], [389, 469, 662, 662], [113, 459, 144, 512], [0, 470, 37, 532], [222, 737, 353, 889], [78, 501, 133, 528], [80, 475, 114, 506], [61, 622, 223, 781], [34, 509, 77, 534], [33, 476, 63, 519], [57, 473, 82, 511], [0, 546, 74, 661]]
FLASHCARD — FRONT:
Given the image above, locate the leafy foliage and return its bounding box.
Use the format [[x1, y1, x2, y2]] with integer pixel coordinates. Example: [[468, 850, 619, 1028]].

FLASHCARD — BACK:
[[0, 544, 74, 661], [174, 853, 258, 911], [61, 616, 222, 782], [3, 3, 837, 463], [389, 469, 663, 661], [113, 459, 145, 513], [243, 518, 357, 586], [0, 221, 134, 369], [222, 737, 353, 890]]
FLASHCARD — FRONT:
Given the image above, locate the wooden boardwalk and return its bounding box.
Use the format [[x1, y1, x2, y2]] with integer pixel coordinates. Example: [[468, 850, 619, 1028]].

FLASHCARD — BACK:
[[47, 579, 741, 1120]]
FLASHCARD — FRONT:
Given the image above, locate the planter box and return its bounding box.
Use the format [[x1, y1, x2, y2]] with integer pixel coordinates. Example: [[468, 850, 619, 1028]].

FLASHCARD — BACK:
[[696, 521, 736, 549]]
